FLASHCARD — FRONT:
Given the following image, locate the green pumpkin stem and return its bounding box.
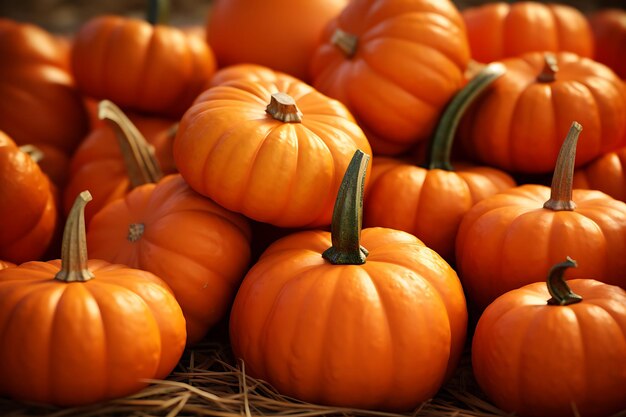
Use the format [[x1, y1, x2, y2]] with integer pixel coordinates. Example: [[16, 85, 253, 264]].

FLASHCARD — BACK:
[[322, 150, 370, 265], [147, 0, 170, 25], [98, 100, 163, 188], [427, 63, 506, 170], [331, 28, 358, 58], [543, 122, 582, 211], [266, 93, 303, 123], [19, 144, 44, 164], [537, 53, 559, 83], [55, 191, 95, 282], [547, 257, 583, 306]]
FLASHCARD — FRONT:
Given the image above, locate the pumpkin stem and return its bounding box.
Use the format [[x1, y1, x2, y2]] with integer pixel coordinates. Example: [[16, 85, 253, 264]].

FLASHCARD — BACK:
[[19, 144, 44, 164], [331, 28, 358, 58], [547, 257, 583, 306], [427, 63, 506, 170], [147, 0, 170, 25], [128, 223, 145, 242], [98, 100, 163, 188], [537, 53, 559, 83], [266, 93, 303, 123], [322, 150, 370, 265], [543, 122, 582, 211], [55, 191, 95, 282]]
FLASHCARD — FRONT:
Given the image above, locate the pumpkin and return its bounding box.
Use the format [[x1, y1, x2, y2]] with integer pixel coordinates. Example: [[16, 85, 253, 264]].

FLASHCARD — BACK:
[[462, 2, 593, 64], [174, 77, 372, 228], [0, 261, 15, 270], [0, 191, 186, 406], [0, 131, 57, 264], [209, 63, 299, 88], [459, 52, 626, 173], [71, 14, 216, 118], [0, 18, 89, 154], [310, 0, 470, 155], [64, 101, 177, 224], [19, 143, 71, 190], [573, 144, 626, 202], [472, 258, 626, 417], [364, 64, 515, 261], [588, 9, 626, 79], [230, 150, 467, 410], [87, 174, 252, 344], [207, 0, 347, 82], [456, 122, 626, 311]]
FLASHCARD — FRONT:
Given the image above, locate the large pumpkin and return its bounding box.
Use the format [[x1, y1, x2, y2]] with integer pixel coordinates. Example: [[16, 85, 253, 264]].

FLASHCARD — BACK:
[[230, 151, 467, 410], [174, 77, 372, 228], [71, 15, 216, 118], [462, 2, 593, 64], [459, 52, 626, 173], [0, 191, 187, 406], [310, 0, 470, 155], [472, 258, 626, 417], [588, 9, 626, 80]]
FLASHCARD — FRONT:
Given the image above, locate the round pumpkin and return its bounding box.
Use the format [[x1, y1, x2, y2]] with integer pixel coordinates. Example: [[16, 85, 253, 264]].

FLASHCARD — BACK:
[[456, 122, 626, 310], [588, 9, 626, 79], [71, 15, 216, 118], [573, 144, 626, 202], [230, 151, 467, 410], [310, 0, 470, 155], [87, 174, 252, 344], [459, 52, 626, 173], [462, 2, 593, 64], [209, 63, 299, 88], [0, 191, 187, 406], [472, 258, 626, 417], [174, 77, 372, 228], [19, 143, 71, 191]]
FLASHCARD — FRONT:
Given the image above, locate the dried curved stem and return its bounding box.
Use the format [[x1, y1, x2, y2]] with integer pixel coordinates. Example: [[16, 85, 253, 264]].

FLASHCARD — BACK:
[[543, 122, 582, 211], [547, 257, 583, 306]]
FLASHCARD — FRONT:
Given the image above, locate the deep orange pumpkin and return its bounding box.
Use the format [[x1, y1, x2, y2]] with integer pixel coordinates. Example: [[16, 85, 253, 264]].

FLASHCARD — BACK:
[[573, 144, 626, 202], [462, 2, 593, 64], [0, 191, 186, 406], [588, 9, 626, 79], [0, 261, 15, 270], [310, 0, 470, 155], [209, 64, 299, 88], [472, 258, 626, 417], [19, 143, 71, 191]]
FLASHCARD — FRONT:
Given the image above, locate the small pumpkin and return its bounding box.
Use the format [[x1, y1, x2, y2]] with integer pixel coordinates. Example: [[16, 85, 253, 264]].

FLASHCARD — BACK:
[[19, 143, 71, 191], [588, 9, 626, 79], [174, 77, 372, 228], [310, 0, 470, 155], [472, 258, 626, 417], [209, 63, 299, 89], [573, 144, 626, 202], [462, 2, 593, 64], [456, 122, 626, 310], [0, 191, 187, 406], [230, 151, 467, 410], [459, 52, 626, 173]]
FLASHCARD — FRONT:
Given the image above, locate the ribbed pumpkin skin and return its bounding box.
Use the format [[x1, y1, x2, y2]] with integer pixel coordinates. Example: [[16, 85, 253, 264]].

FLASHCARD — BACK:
[[87, 174, 252, 344], [573, 147, 626, 202], [71, 16, 216, 118], [0, 18, 88, 154], [455, 185, 626, 310], [209, 64, 299, 88], [459, 52, 626, 174], [0, 261, 15, 270], [472, 279, 626, 417], [310, 0, 470, 155], [0, 259, 186, 406], [230, 227, 467, 411], [589, 9, 626, 79], [174, 78, 372, 228], [364, 157, 515, 261], [0, 132, 57, 263], [462, 2, 593, 64]]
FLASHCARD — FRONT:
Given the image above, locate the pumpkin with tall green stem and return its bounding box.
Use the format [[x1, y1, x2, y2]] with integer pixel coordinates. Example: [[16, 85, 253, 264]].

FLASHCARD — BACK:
[[229, 150, 467, 410], [364, 64, 515, 262], [472, 258, 626, 417]]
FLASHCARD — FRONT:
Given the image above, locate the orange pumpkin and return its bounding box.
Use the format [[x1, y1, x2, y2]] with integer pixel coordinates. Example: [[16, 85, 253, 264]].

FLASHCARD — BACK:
[[209, 63, 299, 88], [0, 131, 57, 264], [0, 260, 15, 270], [19, 143, 71, 191], [174, 77, 372, 228], [588, 9, 626, 79], [310, 0, 470, 155], [71, 15, 216, 118], [364, 64, 515, 261], [573, 145, 626, 202], [459, 52, 626, 173], [456, 122, 626, 310], [462, 2, 593, 64], [0, 191, 186, 406], [0, 18, 88, 154], [87, 174, 252, 344], [230, 151, 467, 410], [472, 258, 626, 417], [207, 0, 347, 82]]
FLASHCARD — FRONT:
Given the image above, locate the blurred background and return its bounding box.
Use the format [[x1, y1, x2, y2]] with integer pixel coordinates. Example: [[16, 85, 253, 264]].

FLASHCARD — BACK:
[[0, 0, 625, 34]]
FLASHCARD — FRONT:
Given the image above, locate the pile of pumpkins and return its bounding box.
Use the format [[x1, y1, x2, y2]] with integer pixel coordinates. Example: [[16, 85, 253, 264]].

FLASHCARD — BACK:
[[1, 0, 625, 416]]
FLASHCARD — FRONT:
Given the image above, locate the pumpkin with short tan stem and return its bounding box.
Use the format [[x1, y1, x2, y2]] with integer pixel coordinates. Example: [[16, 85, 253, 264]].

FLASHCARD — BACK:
[[472, 258, 626, 417], [0, 191, 187, 406], [174, 78, 372, 228]]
